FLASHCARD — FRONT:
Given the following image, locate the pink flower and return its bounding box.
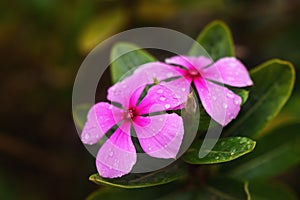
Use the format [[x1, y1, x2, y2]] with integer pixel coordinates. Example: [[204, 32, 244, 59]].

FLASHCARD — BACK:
[[130, 56, 253, 126], [81, 74, 184, 178]]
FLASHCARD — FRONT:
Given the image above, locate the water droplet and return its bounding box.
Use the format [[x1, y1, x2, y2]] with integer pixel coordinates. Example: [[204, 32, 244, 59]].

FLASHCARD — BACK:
[[222, 103, 228, 109], [221, 141, 225, 146], [230, 152, 234, 155], [215, 156, 220, 160], [159, 96, 166, 101], [181, 88, 186, 92], [148, 147, 152, 151], [157, 89, 163, 94], [227, 92, 234, 98], [84, 133, 90, 140], [165, 104, 170, 109], [234, 98, 241, 105], [159, 117, 163, 122], [246, 80, 252, 85], [109, 151, 114, 157]]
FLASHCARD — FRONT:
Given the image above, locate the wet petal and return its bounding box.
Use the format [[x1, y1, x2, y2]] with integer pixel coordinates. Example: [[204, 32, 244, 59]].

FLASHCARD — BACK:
[[96, 122, 137, 178], [165, 55, 212, 71], [194, 78, 242, 126], [133, 114, 184, 159], [136, 85, 182, 115], [133, 61, 184, 81], [202, 57, 253, 87], [159, 77, 192, 104], [81, 102, 124, 145], [107, 75, 146, 108], [107, 62, 183, 108]]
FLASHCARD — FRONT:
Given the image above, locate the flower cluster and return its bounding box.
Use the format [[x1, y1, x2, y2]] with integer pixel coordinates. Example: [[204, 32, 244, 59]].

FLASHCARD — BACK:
[[81, 55, 253, 178]]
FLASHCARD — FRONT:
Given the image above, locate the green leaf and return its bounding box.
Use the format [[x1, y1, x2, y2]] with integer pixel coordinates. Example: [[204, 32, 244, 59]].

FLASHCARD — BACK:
[[248, 181, 297, 200], [224, 123, 300, 181], [197, 178, 249, 200], [230, 88, 249, 105], [189, 20, 235, 60], [73, 103, 91, 129], [110, 42, 156, 83], [87, 182, 180, 200], [225, 59, 295, 138], [182, 137, 256, 164], [89, 164, 187, 188]]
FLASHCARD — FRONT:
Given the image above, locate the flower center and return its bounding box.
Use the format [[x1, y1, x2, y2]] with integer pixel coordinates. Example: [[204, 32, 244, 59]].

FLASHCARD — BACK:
[[124, 108, 136, 120], [188, 68, 201, 77]]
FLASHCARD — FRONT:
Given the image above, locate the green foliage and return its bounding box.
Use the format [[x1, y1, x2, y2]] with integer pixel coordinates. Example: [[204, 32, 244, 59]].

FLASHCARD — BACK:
[[89, 164, 186, 189], [223, 123, 300, 181], [110, 42, 156, 83], [182, 137, 256, 164], [189, 20, 235, 60], [85, 20, 297, 199], [248, 181, 297, 200], [225, 59, 295, 138]]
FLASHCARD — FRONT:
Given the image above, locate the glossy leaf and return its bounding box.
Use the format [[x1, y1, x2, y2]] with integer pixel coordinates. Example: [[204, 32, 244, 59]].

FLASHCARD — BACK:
[[224, 123, 300, 181], [248, 181, 297, 200], [225, 59, 295, 138], [189, 20, 235, 60], [196, 178, 249, 200], [89, 164, 187, 188], [73, 104, 91, 129], [87, 182, 179, 200], [182, 137, 256, 164], [110, 42, 156, 83]]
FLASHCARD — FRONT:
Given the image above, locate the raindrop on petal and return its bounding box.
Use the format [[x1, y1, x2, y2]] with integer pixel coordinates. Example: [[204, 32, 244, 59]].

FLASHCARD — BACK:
[[165, 104, 170, 109]]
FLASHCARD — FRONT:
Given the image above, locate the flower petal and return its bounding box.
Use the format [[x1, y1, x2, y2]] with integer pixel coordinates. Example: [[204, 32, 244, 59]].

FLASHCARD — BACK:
[[136, 85, 182, 115], [133, 61, 184, 81], [202, 57, 253, 87], [159, 77, 192, 104], [194, 78, 242, 126], [81, 102, 124, 145], [107, 75, 146, 108], [165, 55, 212, 71], [133, 114, 184, 159], [96, 122, 137, 178], [107, 62, 183, 108]]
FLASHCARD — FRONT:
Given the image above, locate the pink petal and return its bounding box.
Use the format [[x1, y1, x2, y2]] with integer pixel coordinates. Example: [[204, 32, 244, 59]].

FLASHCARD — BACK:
[[133, 61, 184, 81], [107, 75, 146, 108], [201, 57, 253, 87], [107, 62, 183, 108], [165, 55, 212, 71], [96, 122, 137, 178], [194, 78, 242, 126], [133, 114, 184, 159], [136, 85, 182, 115], [81, 102, 124, 145]]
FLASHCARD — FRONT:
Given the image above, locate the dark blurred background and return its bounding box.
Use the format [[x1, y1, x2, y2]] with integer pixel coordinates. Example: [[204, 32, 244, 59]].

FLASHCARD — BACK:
[[1, 0, 299, 199]]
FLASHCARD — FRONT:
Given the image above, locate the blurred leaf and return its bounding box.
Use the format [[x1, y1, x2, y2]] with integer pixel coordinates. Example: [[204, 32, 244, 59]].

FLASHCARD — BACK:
[[248, 181, 297, 200], [73, 104, 91, 129], [78, 8, 127, 53], [224, 123, 300, 181], [189, 20, 234, 60], [110, 42, 156, 83], [182, 137, 256, 164], [89, 164, 187, 188], [197, 177, 249, 200], [225, 59, 295, 138], [87, 182, 180, 200]]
